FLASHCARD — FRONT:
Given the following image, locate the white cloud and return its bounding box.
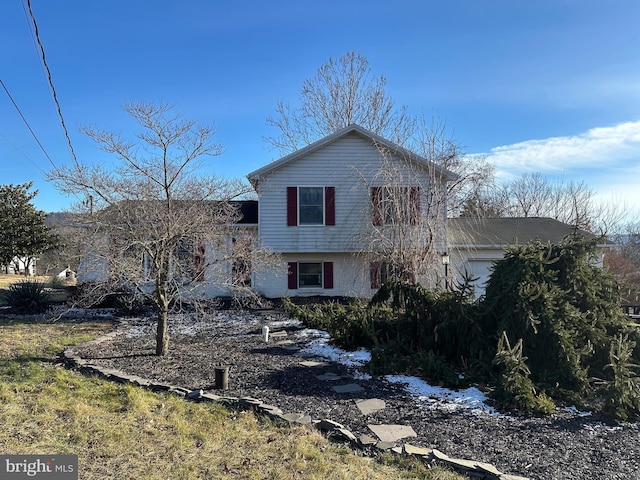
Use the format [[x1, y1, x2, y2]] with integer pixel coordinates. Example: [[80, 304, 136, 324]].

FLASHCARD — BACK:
[[482, 121, 640, 175], [474, 121, 640, 216]]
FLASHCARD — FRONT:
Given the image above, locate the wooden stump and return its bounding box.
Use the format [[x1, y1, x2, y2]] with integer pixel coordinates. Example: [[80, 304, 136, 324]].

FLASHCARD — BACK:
[[214, 365, 230, 390]]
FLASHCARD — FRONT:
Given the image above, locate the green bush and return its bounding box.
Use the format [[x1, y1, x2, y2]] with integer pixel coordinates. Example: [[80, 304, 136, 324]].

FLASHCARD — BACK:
[[600, 334, 640, 420], [2, 280, 51, 313], [481, 235, 640, 418], [490, 331, 555, 414], [285, 236, 640, 419]]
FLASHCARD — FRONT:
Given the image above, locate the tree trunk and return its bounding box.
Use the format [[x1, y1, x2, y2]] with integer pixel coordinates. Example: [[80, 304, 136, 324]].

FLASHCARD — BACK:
[[156, 306, 169, 355]]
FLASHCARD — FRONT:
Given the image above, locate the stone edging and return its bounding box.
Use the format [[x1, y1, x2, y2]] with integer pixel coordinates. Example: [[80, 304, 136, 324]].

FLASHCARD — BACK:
[[61, 323, 530, 480]]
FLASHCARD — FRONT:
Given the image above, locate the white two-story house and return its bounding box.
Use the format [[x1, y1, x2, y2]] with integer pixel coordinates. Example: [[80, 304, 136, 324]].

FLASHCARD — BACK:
[[78, 124, 600, 300], [247, 124, 456, 298]]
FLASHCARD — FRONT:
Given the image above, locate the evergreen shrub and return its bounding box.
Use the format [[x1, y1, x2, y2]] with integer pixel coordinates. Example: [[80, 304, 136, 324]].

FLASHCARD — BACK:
[[285, 235, 640, 419]]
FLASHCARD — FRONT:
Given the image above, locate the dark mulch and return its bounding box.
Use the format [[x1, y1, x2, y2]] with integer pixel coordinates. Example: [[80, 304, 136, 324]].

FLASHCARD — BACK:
[[70, 311, 640, 480]]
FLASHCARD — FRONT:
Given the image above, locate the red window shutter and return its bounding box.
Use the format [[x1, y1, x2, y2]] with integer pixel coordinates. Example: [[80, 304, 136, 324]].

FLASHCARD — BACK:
[[288, 262, 298, 289], [323, 261, 334, 289], [325, 187, 335, 226], [370, 262, 381, 289], [194, 242, 206, 282], [410, 187, 420, 225], [287, 187, 298, 226], [371, 187, 383, 226]]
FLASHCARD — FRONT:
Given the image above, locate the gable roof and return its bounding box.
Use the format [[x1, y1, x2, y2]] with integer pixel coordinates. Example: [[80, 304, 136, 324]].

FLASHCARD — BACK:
[[247, 124, 458, 186], [448, 217, 605, 247]]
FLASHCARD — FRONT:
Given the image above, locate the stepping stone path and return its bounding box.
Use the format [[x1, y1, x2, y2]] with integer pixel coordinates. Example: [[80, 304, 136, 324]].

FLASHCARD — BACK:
[[298, 360, 329, 367], [65, 325, 532, 480], [332, 383, 364, 393], [355, 398, 386, 415], [367, 424, 417, 443], [316, 372, 342, 381]]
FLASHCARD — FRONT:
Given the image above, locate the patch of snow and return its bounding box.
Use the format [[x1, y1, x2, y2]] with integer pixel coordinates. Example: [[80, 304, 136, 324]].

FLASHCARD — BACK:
[[296, 328, 330, 339], [297, 336, 371, 367], [62, 308, 116, 318], [386, 375, 497, 414], [563, 406, 592, 417]]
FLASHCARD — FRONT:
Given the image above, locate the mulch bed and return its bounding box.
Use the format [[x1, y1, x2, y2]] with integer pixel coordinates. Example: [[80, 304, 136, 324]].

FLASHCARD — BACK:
[[69, 311, 640, 480]]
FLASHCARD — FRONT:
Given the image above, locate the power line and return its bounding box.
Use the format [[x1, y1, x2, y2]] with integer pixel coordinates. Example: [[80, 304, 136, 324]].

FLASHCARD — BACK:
[[24, 0, 79, 169], [0, 78, 55, 170]]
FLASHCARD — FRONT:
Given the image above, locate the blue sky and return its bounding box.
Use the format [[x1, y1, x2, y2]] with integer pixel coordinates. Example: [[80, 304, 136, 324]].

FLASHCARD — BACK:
[[1, 0, 639, 213]]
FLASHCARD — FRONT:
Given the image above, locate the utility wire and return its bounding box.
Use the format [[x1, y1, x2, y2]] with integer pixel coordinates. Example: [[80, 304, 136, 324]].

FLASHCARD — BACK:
[[25, 0, 79, 169], [0, 78, 55, 170]]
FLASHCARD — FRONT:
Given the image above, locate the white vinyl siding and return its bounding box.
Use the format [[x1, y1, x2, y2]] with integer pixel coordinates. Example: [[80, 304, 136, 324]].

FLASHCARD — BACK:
[[255, 133, 444, 253], [254, 253, 373, 298]]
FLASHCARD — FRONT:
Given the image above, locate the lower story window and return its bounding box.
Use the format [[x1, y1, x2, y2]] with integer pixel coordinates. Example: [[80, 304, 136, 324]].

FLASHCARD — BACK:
[[370, 261, 415, 288], [298, 262, 322, 287], [288, 261, 334, 290]]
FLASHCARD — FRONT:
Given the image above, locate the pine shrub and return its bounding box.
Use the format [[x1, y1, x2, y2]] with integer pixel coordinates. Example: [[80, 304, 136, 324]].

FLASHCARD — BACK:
[[491, 331, 555, 414]]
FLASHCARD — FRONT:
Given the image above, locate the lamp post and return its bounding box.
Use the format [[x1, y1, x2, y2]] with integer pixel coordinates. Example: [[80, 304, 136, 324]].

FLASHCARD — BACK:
[[441, 252, 450, 290]]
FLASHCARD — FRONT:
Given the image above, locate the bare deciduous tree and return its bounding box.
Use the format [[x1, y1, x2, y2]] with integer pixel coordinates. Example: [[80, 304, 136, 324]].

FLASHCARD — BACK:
[[411, 116, 494, 216], [355, 144, 455, 289], [48, 102, 279, 355], [464, 172, 628, 234], [266, 51, 415, 153]]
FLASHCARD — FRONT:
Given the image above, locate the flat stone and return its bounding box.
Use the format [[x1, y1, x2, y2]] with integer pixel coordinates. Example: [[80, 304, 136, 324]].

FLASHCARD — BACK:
[[335, 428, 357, 442], [239, 397, 262, 407], [200, 393, 222, 401], [355, 398, 386, 415], [359, 434, 377, 446], [368, 424, 417, 443], [299, 360, 329, 367], [280, 345, 300, 353], [258, 404, 283, 415], [332, 384, 364, 393], [270, 330, 288, 338], [316, 373, 342, 381], [391, 446, 404, 454], [374, 441, 396, 450], [314, 419, 345, 431], [429, 449, 450, 461], [475, 462, 503, 475], [499, 475, 531, 480], [275, 339, 294, 345], [441, 457, 479, 472], [281, 413, 312, 425], [404, 444, 434, 456]]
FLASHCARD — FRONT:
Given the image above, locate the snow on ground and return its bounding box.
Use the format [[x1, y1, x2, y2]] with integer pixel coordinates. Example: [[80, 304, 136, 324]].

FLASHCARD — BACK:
[[296, 329, 498, 414]]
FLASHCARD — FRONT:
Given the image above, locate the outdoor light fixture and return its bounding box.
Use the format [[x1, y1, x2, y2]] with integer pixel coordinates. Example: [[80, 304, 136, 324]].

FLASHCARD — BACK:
[[441, 252, 450, 289]]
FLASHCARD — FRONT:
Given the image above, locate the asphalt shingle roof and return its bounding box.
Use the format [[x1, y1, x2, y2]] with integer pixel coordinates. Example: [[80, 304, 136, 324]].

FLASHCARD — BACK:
[[448, 217, 598, 247]]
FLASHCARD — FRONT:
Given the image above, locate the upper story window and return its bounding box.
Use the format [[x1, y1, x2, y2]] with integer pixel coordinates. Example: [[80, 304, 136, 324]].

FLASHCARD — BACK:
[[287, 186, 335, 226], [299, 187, 324, 225], [371, 186, 420, 226]]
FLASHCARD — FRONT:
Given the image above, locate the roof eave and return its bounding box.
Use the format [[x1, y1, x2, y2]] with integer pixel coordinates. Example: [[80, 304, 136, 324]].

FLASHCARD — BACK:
[[246, 124, 458, 183]]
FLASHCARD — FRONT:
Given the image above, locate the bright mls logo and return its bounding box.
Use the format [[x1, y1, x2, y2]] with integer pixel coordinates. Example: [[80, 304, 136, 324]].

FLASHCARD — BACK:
[[1, 455, 77, 479]]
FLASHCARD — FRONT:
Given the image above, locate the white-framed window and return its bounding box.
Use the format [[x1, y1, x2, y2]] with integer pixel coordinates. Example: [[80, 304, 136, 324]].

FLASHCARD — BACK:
[[298, 262, 322, 287], [287, 261, 334, 290], [298, 187, 324, 225], [372, 186, 420, 226], [287, 186, 335, 227]]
